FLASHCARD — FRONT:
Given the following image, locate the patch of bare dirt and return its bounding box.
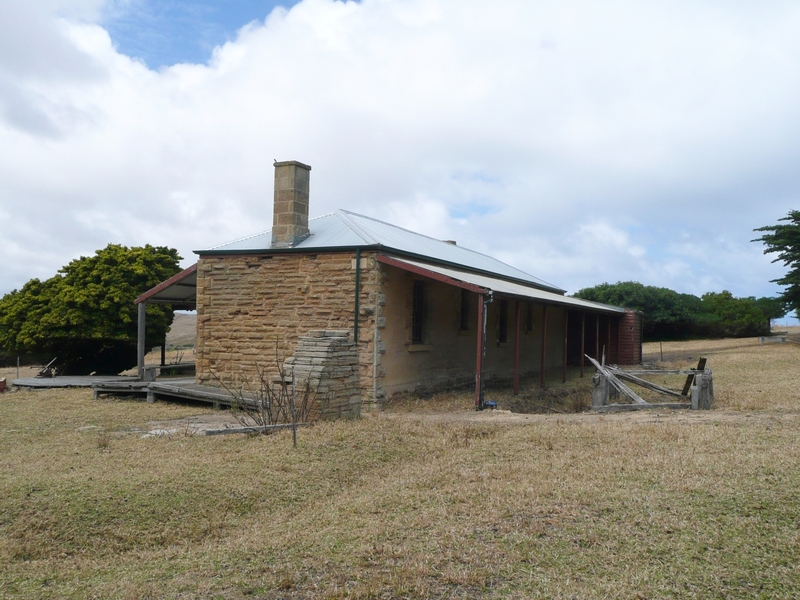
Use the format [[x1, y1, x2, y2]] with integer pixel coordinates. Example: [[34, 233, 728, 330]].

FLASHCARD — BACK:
[[141, 412, 243, 436]]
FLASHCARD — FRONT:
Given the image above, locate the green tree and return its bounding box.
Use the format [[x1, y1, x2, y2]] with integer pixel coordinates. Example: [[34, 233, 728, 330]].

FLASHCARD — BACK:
[[574, 282, 772, 340], [753, 211, 800, 315], [0, 244, 182, 374], [751, 296, 787, 331], [700, 291, 769, 338], [573, 281, 701, 340]]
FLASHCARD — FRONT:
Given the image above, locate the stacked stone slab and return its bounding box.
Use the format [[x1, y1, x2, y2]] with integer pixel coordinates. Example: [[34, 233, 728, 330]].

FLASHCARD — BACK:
[[284, 330, 361, 419]]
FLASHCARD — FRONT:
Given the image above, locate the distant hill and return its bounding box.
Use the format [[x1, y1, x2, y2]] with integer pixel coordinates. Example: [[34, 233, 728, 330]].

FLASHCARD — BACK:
[[167, 313, 196, 348]]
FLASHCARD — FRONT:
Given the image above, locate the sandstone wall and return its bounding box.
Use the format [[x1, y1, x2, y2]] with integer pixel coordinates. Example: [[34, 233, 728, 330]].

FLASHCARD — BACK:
[[284, 330, 361, 419], [196, 251, 380, 405]]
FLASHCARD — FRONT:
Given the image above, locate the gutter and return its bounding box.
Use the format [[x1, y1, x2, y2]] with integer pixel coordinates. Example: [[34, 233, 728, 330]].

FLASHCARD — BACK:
[[194, 244, 567, 295]]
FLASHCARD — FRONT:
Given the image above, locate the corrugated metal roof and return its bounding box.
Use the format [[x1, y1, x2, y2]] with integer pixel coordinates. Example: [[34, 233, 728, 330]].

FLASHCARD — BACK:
[[384, 257, 626, 314], [135, 264, 197, 308], [199, 210, 564, 293]]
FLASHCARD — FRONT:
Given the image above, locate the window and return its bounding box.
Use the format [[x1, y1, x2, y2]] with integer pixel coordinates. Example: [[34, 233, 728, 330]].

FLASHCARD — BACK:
[[412, 281, 425, 343], [498, 299, 509, 343], [459, 289, 470, 331], [526, 302, 534, 332]]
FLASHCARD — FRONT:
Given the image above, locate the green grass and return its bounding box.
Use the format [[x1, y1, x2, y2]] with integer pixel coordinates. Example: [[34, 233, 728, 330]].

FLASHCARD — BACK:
[[2, 337, 800, 598]]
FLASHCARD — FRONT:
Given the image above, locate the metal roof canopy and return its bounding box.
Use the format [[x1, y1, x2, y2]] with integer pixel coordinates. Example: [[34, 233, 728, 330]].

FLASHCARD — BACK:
[[134, 263, 197, 310], [196, 209, 565, 294], [376, 255, 626, 314]]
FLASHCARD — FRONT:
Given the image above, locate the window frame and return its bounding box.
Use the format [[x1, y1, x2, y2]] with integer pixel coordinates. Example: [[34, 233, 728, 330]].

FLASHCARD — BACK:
[[525, 302, 534, 333], [498, 298, 509, 343], [459, 289, 470, 331], [411, 280, 426, 344]]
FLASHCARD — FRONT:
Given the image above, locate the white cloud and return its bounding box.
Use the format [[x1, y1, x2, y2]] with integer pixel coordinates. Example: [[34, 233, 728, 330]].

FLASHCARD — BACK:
[[1, 0, 799, 312]]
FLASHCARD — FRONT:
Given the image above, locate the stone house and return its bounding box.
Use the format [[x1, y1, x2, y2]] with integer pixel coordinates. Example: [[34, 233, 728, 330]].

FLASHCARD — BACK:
[[136, 160, 642, 415]]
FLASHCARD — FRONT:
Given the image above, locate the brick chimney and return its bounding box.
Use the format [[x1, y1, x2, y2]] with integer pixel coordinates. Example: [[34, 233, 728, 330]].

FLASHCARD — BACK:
[[271, 160, 311, 248]]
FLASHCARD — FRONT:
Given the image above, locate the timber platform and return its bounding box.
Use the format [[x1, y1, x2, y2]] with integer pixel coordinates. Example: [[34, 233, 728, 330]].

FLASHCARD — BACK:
[[12, 372, 244, 408], [92, 378, 245, 407], [13, 375, 135, 388]]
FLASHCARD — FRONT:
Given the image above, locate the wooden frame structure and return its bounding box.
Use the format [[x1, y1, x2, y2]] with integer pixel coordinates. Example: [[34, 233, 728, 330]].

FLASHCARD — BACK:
[[133, 264, 197, 380], [589, 357, 713, 412]]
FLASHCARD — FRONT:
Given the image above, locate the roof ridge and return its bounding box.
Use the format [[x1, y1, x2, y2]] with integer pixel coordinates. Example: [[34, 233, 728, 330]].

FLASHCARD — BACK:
[[335, 210, 380, 245], [338, 209, 558, 289], [338, 209, 450, 245]]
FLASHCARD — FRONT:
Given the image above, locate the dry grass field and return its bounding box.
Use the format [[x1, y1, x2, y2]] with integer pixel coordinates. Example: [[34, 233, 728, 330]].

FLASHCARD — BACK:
[[2, 333, 800, 598], [165, 312, 197, 349]]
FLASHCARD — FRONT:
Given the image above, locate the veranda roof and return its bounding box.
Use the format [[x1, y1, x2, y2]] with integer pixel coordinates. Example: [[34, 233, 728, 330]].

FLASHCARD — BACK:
[[376, 255, 625, 314], [134, 263, 197, 310]]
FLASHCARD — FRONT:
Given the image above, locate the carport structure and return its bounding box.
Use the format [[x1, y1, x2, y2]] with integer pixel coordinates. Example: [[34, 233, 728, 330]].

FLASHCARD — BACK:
[[134, 263, 197, 378]]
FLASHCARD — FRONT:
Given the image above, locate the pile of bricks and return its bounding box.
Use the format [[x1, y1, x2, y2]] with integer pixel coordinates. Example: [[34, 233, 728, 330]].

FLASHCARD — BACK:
[[284, 330, 362, 419]]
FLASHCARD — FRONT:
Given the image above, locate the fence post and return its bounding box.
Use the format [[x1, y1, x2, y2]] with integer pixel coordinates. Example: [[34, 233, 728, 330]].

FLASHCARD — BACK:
[[691, 372, 712, 410], [699, 372, 712, 409], [591, 372, 609, 408], [291, 367, 297, 449]]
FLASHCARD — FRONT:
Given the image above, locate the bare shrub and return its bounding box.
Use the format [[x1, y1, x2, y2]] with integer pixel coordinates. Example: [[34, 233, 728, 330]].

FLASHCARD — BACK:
[[212, 348, 322, 434], [96, 432, 110, 450]]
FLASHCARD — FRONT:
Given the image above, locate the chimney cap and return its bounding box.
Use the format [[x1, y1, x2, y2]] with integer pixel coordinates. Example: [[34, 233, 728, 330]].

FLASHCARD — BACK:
[[273, 160, 311, 171]]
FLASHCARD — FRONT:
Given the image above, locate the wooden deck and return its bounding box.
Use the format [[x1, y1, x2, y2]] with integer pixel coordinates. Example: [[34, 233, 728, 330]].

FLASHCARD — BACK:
[[13, 376, 137, 389], [148, 380, 241, 406], [12, 374, 247, 408], [92, 377, 249, 407]]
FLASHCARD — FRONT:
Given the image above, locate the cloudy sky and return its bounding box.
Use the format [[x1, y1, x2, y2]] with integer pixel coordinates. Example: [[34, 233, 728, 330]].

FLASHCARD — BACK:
[[2, 0, 799, 318]]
